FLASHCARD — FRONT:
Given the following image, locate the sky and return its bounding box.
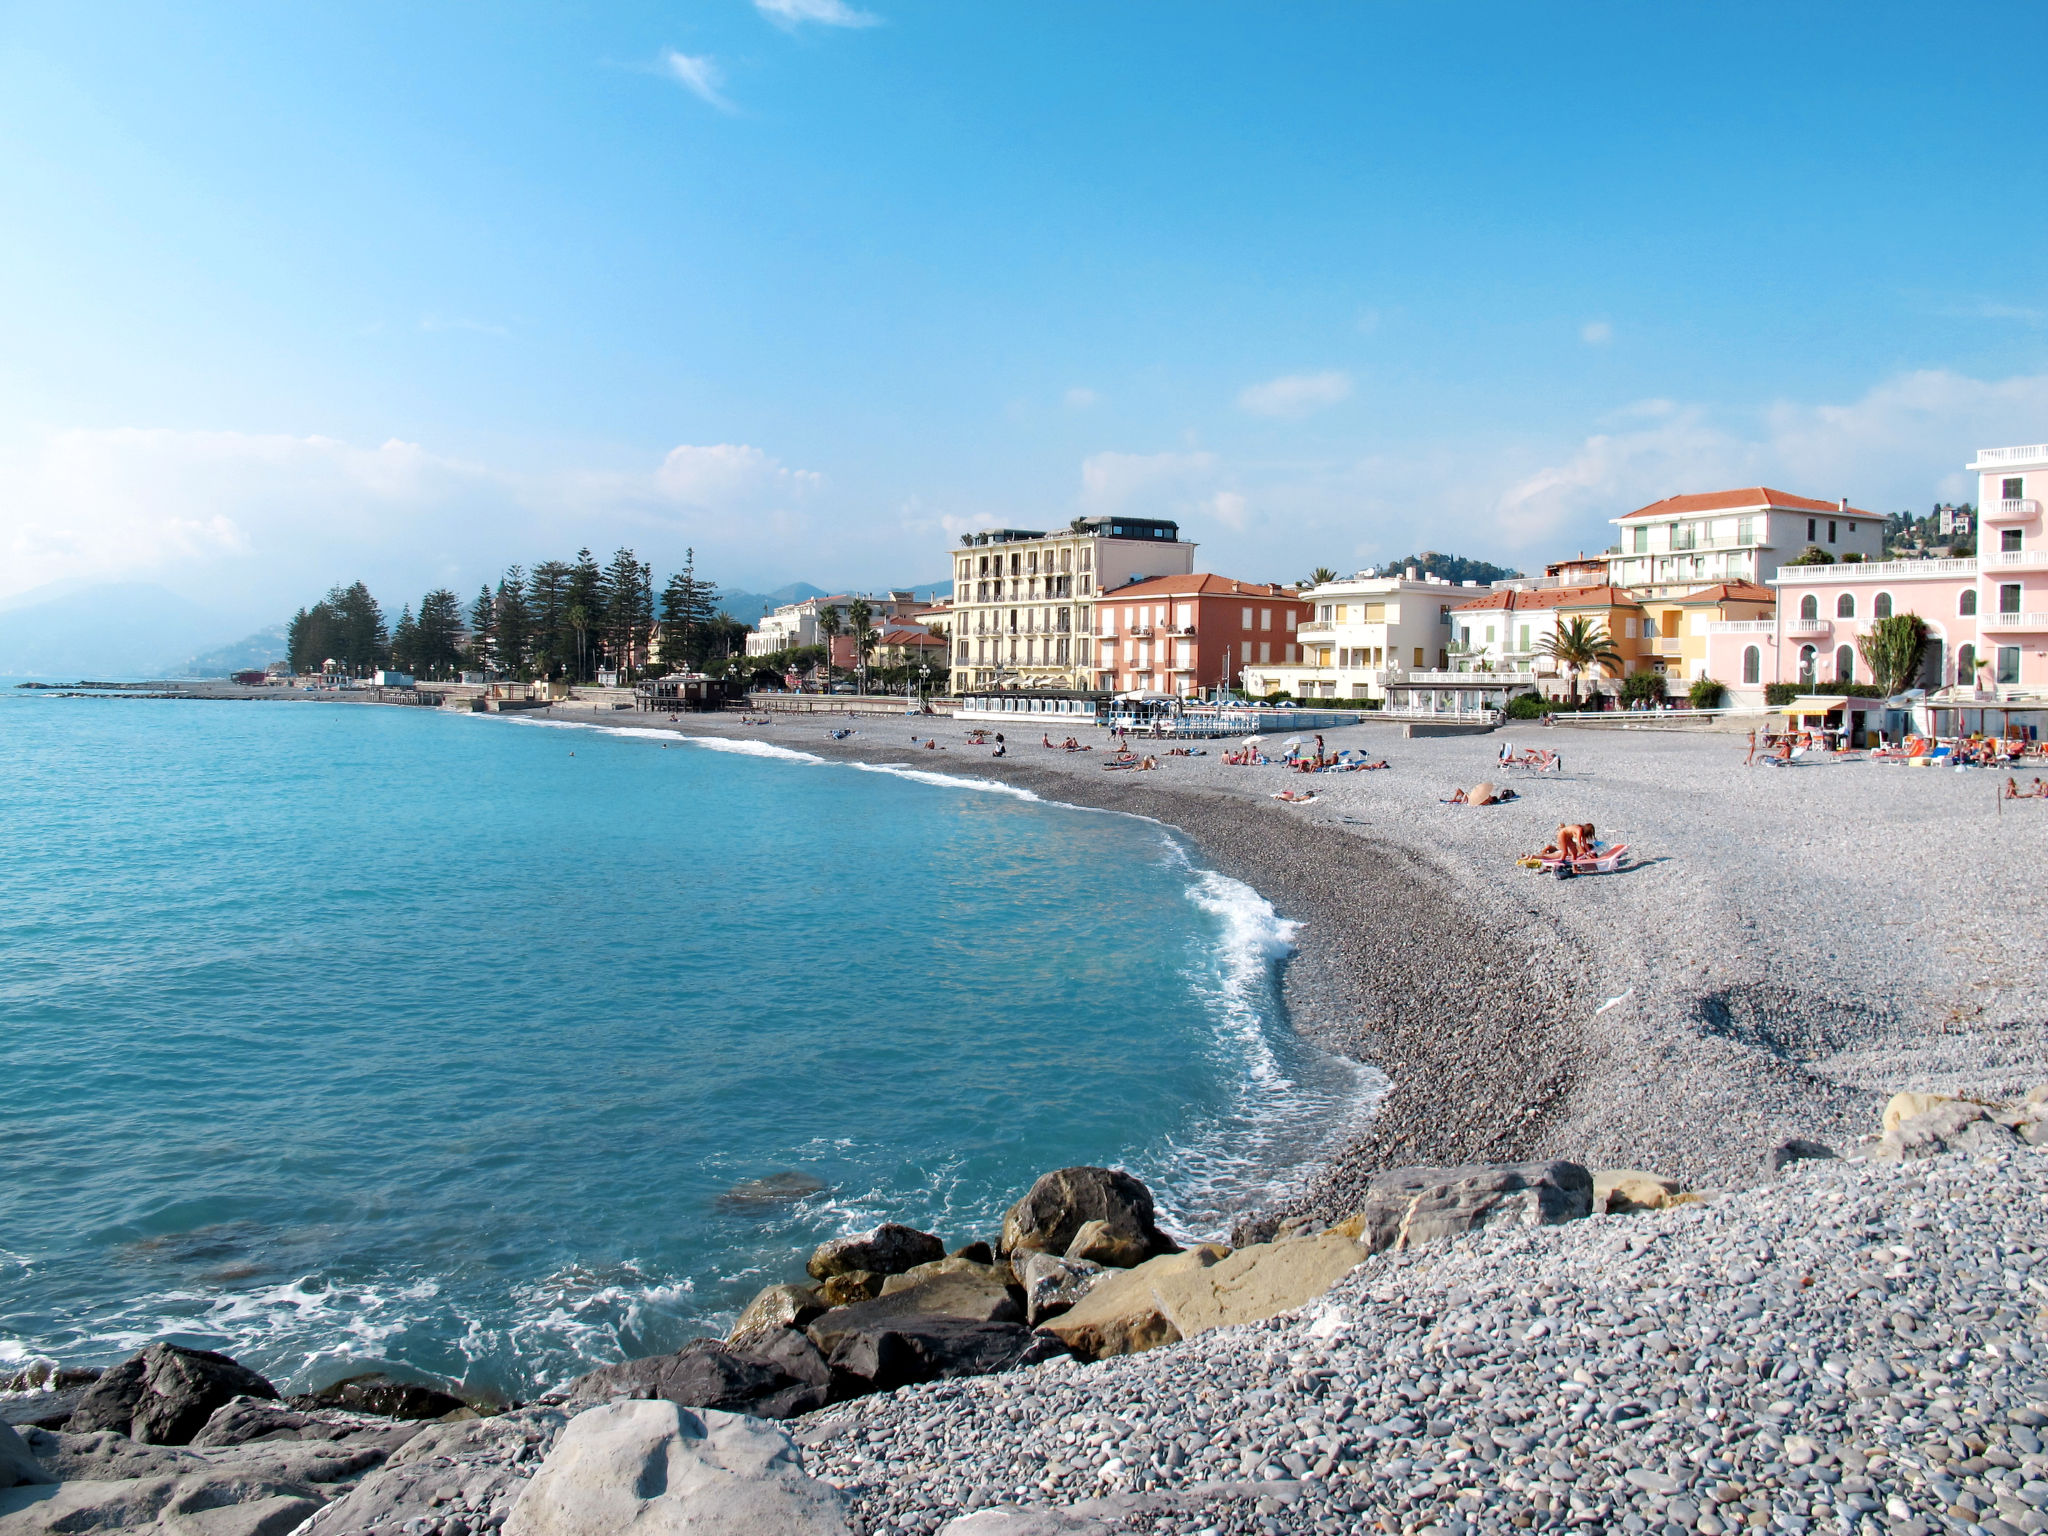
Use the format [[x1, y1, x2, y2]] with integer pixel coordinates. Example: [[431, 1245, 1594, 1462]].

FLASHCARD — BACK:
[[3, 0, 2047, 626]]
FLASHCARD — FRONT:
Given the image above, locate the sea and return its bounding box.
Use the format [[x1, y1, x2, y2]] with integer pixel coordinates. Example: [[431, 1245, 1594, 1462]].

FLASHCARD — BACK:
[[0, 693, 1380, 1400]]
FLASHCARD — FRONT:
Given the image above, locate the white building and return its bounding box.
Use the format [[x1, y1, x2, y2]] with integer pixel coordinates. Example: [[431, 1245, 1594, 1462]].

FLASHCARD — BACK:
[[1600, 488, 1884, 599], [745, 590, 920, 658], [948, 517, 1197, 691], [1239, 573, 1496, 701]]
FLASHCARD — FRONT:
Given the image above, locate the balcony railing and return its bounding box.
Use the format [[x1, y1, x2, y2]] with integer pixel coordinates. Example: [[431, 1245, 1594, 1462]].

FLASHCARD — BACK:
[[1971, 444, 2048, 468], [1653, 637, 1684, 656], [1295, 623, 1335, 639], [1985, 498, 2044, 525], [1776, 556, 1976, 583], [1785, 619, 1832, 637], [1983, 611, 2048, 631], [1988, 549, 2048, 568], [1706, 620, 1776, 634]]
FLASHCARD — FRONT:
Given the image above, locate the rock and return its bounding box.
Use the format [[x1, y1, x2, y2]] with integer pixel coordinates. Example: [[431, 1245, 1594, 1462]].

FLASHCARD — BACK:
[[824, 1319, 1062, 1393], [1063, 1219, 1151, 1268], [1000, 1167, 1178, 1262], [1335, 1160, 1594, 1252], [716, 1172, 827, 1209], [1882, 1091, 1959, 1134], [728, 1282, 826, 1346], [301, 1372, 465, 1420], [0, 1378, 97, 1431], [68, 1342, 281, 1446], [188, 1396, 423, 1455], [950, 1241, 995, 1264], [561, 1334, 829, 1421], [806, 1223, 945, 1280], [1593, 1168, 1688, 1213], [501, 1400, 849, 1536], [298, 1408, 568, 1536], [1766, 1137, 1838, 1174], [21, 1424, 393, 1487], [1016, 1252, 1103, 1326], [939, 1511, 1113, 1536], [1877, 1100, 2021, 1160], [0, 1423, 52, 1490], [818, 1271, 884, 1306], [2026, 1085, 2048, 1107], [807, 1269, 1024, 1359], [0, 1471, 324, 1536], [1036, 1246, 1231, 1360], [1039, 1233, 1364, 1360], [879, 1255, 1010, 1297]]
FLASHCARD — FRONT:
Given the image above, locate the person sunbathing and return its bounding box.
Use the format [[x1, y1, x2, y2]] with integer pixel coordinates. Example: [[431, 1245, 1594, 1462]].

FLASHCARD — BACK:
[[1139, 755, 1158, 770], [1273, 788, 1317, 802], [1556, 822, 1594, 860]]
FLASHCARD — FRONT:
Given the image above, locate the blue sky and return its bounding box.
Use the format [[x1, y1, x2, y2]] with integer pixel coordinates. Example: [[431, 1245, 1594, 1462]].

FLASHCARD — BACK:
[[3, 0, 2046, 621]]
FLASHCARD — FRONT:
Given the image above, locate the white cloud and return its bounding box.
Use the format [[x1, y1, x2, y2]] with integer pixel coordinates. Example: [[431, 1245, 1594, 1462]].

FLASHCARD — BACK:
[[661, 50, 735, 112], [1236, 370, 1352, 418], [1079, 449, 1218, 511], [1210, 490, 1249, 530], [650, 443, 822, 507], [754, 0, 880, 27], [1063, 386, 1099, 410], [1580, 320, 1613, 346]]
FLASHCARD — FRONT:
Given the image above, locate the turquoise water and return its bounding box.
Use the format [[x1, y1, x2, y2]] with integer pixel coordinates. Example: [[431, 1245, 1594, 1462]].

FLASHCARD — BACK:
[[0, 697, 1375, 1399]]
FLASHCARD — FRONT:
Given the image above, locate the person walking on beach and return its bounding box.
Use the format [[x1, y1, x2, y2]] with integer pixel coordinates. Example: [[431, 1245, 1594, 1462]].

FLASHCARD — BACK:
[[1745, 728, 1758, 767]]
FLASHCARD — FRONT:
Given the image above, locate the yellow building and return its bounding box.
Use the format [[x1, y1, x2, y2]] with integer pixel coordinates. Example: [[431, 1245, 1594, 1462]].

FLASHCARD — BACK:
[[1636, 582, 1775, 682]]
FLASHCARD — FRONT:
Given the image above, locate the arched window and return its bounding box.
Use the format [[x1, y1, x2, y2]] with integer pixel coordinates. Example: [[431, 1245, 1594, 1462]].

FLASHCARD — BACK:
[[1960, 589, 1978, 616], [1836, 593, 1856, 619], [1835, 645, 1854, 683], [1800, 594, 1818, 622], [1874, 592, 1893, 619], [1742, 645, 1761, 685], [1957, 643, 1976, 682], [1798, 646, 1816, 685]]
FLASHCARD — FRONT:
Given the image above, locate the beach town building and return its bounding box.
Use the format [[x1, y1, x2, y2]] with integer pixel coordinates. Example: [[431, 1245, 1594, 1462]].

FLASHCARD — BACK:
[[1601, 489, 1884, 599], [745, 591, 922, 660], [1093, 575, 1308, 697], [1447, 585, 1606, 685], [869, 622, 950, 672], [1703, 442, 2048, 708], [1238, 573, 1496, 703], [1635, 582, 1776, 683], [948, 517, 1197, 691]]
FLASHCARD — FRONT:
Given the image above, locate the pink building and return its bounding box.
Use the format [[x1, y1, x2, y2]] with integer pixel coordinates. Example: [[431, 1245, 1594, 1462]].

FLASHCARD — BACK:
[[1705, 442, 2048, 708]]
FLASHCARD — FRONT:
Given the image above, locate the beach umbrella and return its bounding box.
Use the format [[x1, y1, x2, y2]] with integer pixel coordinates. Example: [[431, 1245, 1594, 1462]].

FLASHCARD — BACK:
[[1282, 736, 1302, 750], [1243, 734, 1262, 746]]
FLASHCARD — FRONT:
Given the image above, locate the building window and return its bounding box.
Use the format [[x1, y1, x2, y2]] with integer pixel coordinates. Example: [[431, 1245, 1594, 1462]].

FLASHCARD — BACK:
[[2005, 477, 2024, 500], [1632, 526, 1648, 553], [1737, 515, 1755, 545], [1799, 594, 1819, 621], [1240, 641, 1251, 663], [1835, 593, 1855, 619], [1827, 520, 1838, 544], [1960, 589, 1978, 616], [1807, 518, 1816, 542], [1834, 645, 1853, 683], [1258, 642, 1271, 664], [1873, 592, 1892, 619], [2003, 528, 2024, 553], [1798, 646, 1816, 684], [1742, 645, 1760, 685], [1413, 646, 1425, 667], [1957, 643, 1975, 681], [1260, 609, 1272, 631], [1242, 607, 1254, 628], [2001, 583, 2022, 615], [1518, 624, 1530, 651], [1999, 646, 2021, 684]]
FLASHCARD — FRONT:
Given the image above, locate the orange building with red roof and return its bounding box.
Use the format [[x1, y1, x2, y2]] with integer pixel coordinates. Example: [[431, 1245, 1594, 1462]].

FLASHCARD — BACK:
[[1094, 574, 1308, 696]]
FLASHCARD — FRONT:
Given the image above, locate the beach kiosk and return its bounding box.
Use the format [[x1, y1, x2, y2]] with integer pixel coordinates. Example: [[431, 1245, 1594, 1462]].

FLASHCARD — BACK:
[[1772, 694, 1886, 750]]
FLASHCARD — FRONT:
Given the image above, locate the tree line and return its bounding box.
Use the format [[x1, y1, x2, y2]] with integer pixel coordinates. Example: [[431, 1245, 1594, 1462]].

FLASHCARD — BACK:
[[285, 548, 749, 682]]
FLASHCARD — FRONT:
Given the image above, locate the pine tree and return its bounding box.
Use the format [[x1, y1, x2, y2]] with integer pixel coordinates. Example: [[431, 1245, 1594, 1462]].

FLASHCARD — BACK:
[[599, 548, 651, 680], [326, 582, 389, 675], [526, 560, 572, 679], [286, 603, 337, 674], [468, 585, 497, 672], [495, 567, 532, 679], [389, 604, 419, 674], [567, 548, 602, 680], [660, 548, 720, 672], [415, 589, 466, 679]]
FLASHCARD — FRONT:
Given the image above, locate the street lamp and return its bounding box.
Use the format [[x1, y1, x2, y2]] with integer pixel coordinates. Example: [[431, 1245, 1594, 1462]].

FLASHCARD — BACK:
[[918, 662, 930, 711]]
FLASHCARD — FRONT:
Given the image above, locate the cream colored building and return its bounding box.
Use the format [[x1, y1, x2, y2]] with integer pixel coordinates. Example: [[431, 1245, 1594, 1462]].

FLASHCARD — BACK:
[[1240, 574, 1493, 700], [1601, 488, 1883, 599], [949, 517, 1196, 690]]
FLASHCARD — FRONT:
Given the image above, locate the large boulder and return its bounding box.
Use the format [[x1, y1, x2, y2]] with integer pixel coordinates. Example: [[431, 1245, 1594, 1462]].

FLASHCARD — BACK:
[[1062, 1219, 1150, 1269], [561, 1332, 829, 1421], [823, 1319, 1062, 1394], [0, 1423, 51, 1491], [806, 1223, 945, 1280], [1040, 1232, 1367, 1361], [298, 1409, 567, 1536], [68, 1343, 280, 1446], [189, 1395, 422, 1454], [1016, 1252, 1103, 1327], [501, 1400, 848, 1536], [879, 1256, 1010, 1297], [806, 1269, 1021, 1356], [1882, 1091, 1958, 1134], [728, 1283, 825, 1347], [1336, 1160, 1593, 1252], [1876, 1100, 2020, 1161], [0, 1470, 325, 1536], [999, 1168, 1176, 1261]]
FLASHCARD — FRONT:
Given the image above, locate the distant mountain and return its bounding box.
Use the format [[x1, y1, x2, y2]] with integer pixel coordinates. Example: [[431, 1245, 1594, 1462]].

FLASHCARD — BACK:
[[169, 624, 289, 677], [0, 582, 254, 680]]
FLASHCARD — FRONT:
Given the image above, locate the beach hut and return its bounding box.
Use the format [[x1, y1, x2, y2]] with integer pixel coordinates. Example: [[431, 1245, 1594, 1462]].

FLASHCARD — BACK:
[[1771, 694, 1886, 749]]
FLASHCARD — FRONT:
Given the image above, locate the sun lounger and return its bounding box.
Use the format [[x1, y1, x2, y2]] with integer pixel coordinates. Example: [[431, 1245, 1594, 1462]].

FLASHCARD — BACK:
[[1532, 841, 1630, 874]]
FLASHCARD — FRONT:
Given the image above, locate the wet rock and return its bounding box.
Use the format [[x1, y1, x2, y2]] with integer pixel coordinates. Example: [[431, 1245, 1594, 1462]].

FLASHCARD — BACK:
[[500, 1400, 848, 1536], [300, 1373, 466, 1420], [1016, 1252, 1103, 1326], [806, 1223, 945, 1280], [68, 1342, 281, 1446], [561, 1334, 829, 1421], [716, 1171, 827, 1209], [999, 1167, 1177, 1262], [1335, 1160, 1594, 1251]]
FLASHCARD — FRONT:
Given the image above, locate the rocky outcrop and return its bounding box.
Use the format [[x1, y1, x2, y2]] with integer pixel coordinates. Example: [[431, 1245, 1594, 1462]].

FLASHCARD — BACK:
[[1016, 1252, 1102, 1327], [560, 1334, 829, 1421], [1335, 1160, 1593, 1251], [806, 1224, 945, 1280], [824, 1320, 1061, 1394], [818, 1271, 884, 1305], [500, 1401, 848, 1536], [879, 1256, 1009, 1297], [1000, 1168, 1175, 1263], [0, 1467, 325, 1536], [806, 1268, 1024, 1360], [67, 1343, 280, 1446], [0, 1424, 51, 1491], [717, 1172, 827, 1209], [1038, 1247, 1229, 1361], [299, 1374, 466, 1421], [298, 1408, 567, 1536]]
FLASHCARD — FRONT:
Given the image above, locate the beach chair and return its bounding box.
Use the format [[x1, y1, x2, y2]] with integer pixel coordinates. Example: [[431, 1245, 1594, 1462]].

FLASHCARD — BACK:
[[1533, 841, 1630, 874]]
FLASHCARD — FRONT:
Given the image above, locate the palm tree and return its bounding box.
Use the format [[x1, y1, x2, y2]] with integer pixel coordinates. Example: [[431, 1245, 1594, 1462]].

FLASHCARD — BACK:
[[1307, 567, 1337, 587], [814, 605, 842, 692], [1538, 616, 1623, 705], [847, 597, 873, 695]]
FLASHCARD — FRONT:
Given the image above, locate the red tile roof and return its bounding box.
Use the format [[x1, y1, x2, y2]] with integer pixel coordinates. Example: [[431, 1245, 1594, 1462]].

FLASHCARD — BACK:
[[1104, 574, 1303, 600], [1618, 488, 1873, 521], [1667, 581, 1775, 606], [1449, 584, 1626, 613]]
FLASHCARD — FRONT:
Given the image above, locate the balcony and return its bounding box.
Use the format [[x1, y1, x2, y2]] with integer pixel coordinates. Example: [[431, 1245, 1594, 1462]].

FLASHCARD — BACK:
[[1125, 625, 1154, 637], [1652, 637, 1684, 656], [1295, 623, 1336, 639], [1970, 444, 2048, 469], [1983, 611, 2048, 631], [1785, 619, 1832, 638], [1987, 549, 2048, 569], [1985, 498, 2043, 525], [1706, 620, 1775, 635]]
